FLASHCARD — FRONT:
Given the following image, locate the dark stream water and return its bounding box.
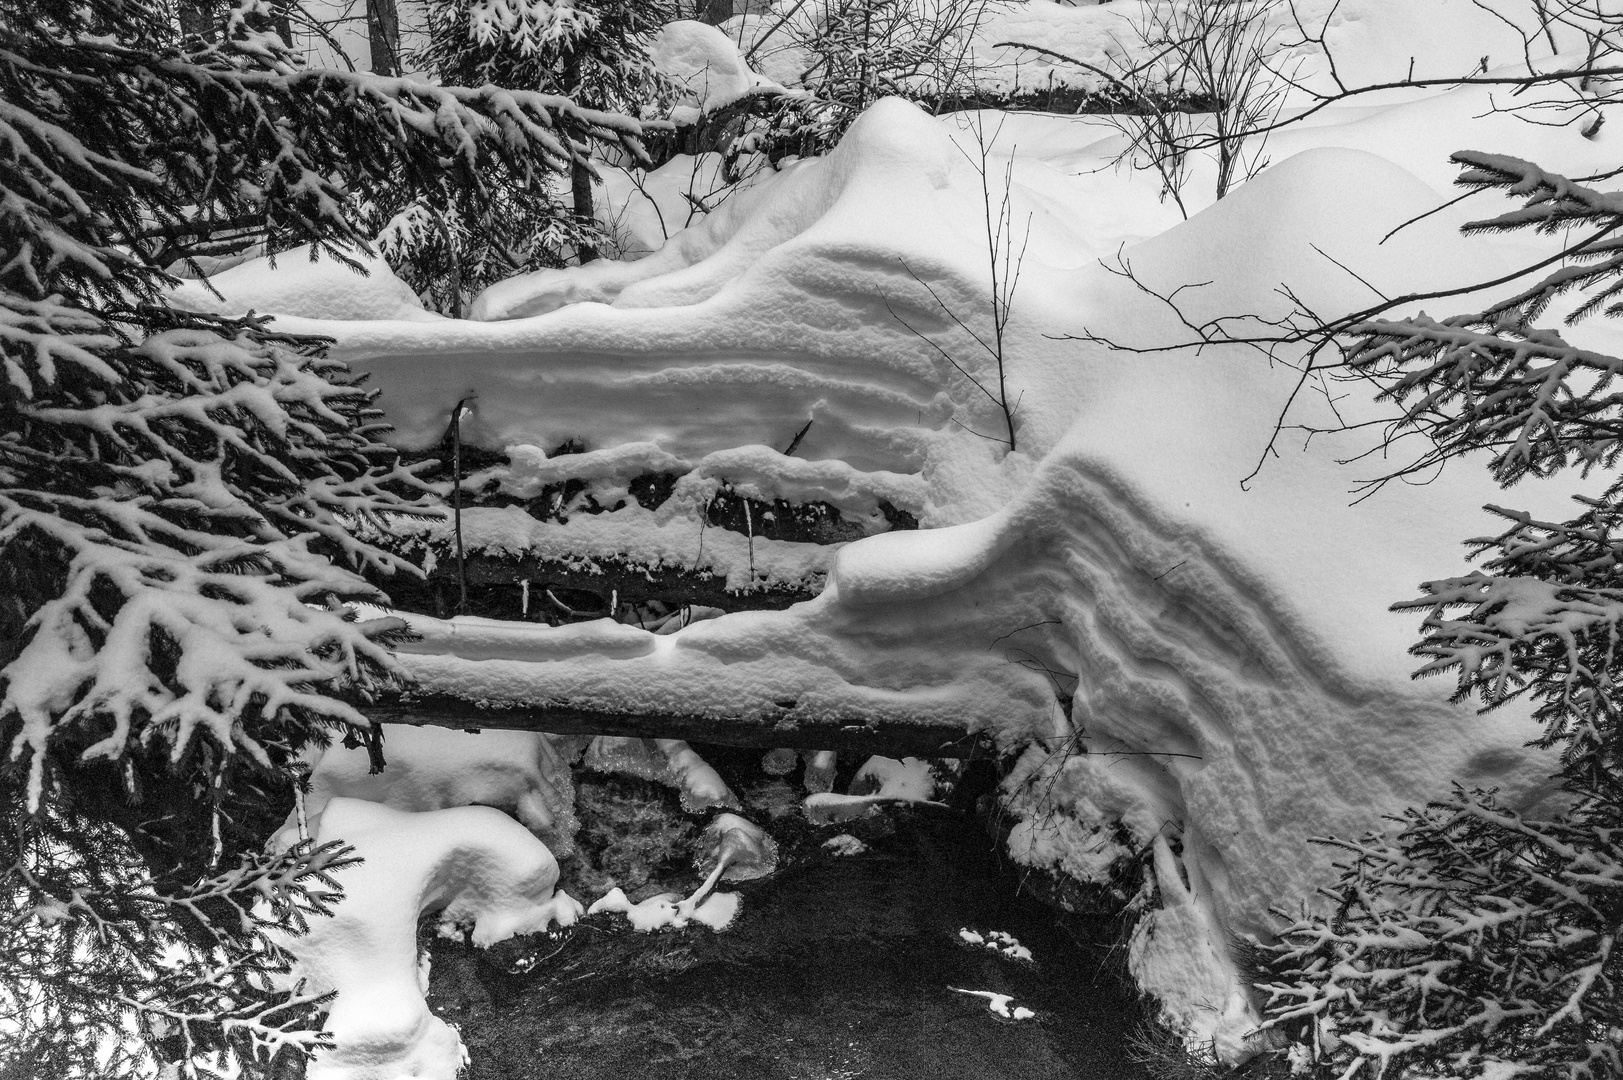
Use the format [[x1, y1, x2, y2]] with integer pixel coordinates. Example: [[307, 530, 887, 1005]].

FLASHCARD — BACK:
[[426, 762, 1153, 1080]]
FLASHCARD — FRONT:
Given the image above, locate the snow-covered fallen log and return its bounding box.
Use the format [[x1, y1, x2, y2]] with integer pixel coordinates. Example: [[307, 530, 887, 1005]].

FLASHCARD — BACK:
[[214, 40, 1623, 1056], [275, 798, 581, 1080], [366, 688, 992, 759]]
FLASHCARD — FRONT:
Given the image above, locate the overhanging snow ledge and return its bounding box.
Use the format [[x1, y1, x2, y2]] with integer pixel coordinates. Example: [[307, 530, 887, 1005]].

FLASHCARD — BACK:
[[368, 692, 993, 759]]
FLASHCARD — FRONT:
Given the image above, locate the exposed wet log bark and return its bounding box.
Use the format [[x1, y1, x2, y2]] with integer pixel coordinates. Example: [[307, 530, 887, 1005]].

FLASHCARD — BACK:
[[369, 693, 991, 759], [384, 552, 819, 622]]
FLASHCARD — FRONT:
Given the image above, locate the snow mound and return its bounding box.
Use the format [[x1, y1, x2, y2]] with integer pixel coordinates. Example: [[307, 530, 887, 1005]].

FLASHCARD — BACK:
[[832, 511, 1015, 603], [804, 756, 946, 822], [168, 245, 436, 323], [470, 96, 975, 321], [1130, 837, 1257, 1062], [582, 736, 741, 812], [586, 886, 741, 933], [274, 724, 582, 857], [651, 20, 782, 118], [285, 798, 580, 1080], [227, 21, 1623, 1055]]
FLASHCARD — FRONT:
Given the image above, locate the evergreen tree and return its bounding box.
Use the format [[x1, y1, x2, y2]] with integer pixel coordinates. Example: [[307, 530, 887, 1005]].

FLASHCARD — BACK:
[[1258, 154, 1623, 1079], [1262, 786, 1621, 1079], [735, 0, 996, 164], [389, 0, 674, 311], [1349, 153, 1623, 796], [0, 0, 645, 1073]]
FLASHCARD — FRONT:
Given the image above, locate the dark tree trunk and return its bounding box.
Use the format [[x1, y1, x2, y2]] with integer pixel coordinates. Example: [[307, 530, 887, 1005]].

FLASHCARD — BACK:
[[570, 159, 600, 264], [272, 2, 294, 50], [176, 0, 217, 41], [700, 0, 734, 24], [562, 50, 600, 263], [367, 0, 401, 76]]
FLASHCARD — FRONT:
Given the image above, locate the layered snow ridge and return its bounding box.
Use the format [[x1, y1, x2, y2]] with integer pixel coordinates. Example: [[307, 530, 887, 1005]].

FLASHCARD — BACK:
[[220, 8, 1623, 1055]]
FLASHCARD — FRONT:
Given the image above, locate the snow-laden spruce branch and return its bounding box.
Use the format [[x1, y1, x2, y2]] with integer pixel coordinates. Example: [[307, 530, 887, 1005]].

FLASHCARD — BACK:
[[0, 292, 430, 1075], [1260, 786, 1622, 1080], [1, 2, 655, 1073], [0, 2, 649, 306], [2, 815, 360, 1078], [0, 295, 435, 810]]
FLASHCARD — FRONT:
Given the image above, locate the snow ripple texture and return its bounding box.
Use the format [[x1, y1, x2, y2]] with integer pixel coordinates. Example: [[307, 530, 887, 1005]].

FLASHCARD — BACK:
[[206, 27, 1623, 1055]]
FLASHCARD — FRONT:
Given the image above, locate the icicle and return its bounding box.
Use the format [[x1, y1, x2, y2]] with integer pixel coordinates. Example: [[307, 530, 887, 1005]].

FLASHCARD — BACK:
[[293, 763, 311, 843], [210, 791, 224, 868], [294, 785, 309, 843], [521, 578, 530, 617], [744, 499, 756, 584]]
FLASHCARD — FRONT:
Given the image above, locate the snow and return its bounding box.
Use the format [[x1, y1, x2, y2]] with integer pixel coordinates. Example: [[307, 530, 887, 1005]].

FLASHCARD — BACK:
[[949, 987, 1036, 1021], [650, 20, 783, 118], [803, 756, 946, 822], [205, 0, 1623, 1060], [281, 798, 581, 1080], [274, 724, 582, 857], [1129, 836, 1257, 1061], [168, 245, 439, 323], [959, 927, 1034, 963], [850, 755, 935, 801], [823, 833, 868, 856], [597, 152, 744, 260], [586, 885, 742, 933], [581, 735, 741, 812]]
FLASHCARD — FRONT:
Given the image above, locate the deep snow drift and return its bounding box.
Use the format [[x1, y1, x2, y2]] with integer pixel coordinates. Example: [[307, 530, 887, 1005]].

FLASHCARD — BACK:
[[277, 798, 582, 1080], [183, 0, 1623, 1068]]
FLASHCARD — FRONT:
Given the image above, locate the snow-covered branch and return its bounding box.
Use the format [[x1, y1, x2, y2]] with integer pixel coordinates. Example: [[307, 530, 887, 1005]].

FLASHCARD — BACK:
[[0, 7, 649, 308], [1, 294, 434, 808], [1262, 787, 1622, 1080]]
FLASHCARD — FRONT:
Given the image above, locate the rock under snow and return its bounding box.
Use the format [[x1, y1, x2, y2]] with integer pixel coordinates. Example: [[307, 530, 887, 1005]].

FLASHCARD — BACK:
[[274, 724, 582, 857], [168, 245, 437, 323], [283, 798, 581, 1080], [650, 20, 782, 119]]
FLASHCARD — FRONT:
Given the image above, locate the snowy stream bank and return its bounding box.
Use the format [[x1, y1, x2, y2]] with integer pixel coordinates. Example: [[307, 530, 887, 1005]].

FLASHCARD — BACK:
[[424, 756, 1150, 1080], [181, 2, 1623, 1063]]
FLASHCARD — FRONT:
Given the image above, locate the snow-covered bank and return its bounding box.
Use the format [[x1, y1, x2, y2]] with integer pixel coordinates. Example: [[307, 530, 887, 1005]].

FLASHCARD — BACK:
[[194, 0, 1623, 1061], [278, 799, 582, 1080]]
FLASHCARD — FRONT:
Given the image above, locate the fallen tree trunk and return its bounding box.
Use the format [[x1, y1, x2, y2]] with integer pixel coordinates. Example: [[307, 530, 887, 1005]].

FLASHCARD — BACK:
[[368, 693, 991, 760], [382, 551, 819, 622]]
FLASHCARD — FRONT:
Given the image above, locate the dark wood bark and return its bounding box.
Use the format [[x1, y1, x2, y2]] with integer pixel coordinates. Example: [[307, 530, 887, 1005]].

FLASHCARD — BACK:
[[367, 0, 401, 76], [570, 159, 600, 263], [560, 50, 600, 263], [370, 694, 990, 759], [383, 552, 818, 623], [176, 0, 217, 41]]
